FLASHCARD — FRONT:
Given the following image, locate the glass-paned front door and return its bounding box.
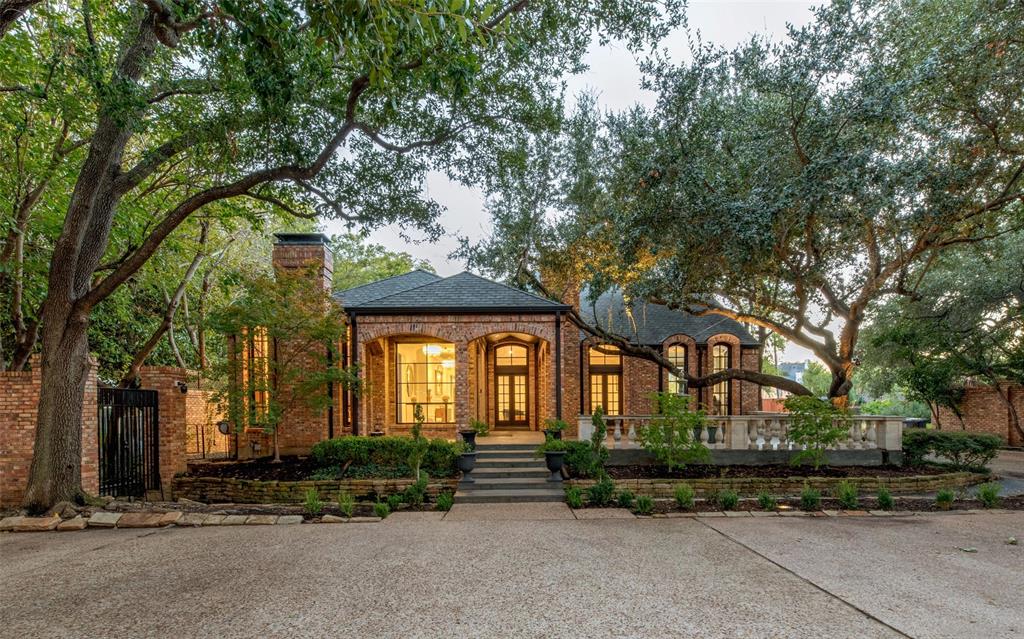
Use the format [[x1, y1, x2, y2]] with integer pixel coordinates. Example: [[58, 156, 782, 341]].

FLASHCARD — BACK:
[[496, 374, 528, 425]]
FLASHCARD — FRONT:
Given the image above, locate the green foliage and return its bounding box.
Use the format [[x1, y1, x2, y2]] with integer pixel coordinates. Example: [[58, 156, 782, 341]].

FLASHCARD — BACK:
[[616, 490, 635, 509], [544, 418, 568, 433], [637, 393, 711, 471], [563, 441, 609, 479], [435, 492, 454, 512], [565, 486, 584, 509], [535, 438, 569, 457], [386, 493, 403, 512], [935, 489, 955, 510], [408, 404, 430, 480], [303, 488, 323, 516], [717, 490, 739, 511], [876, 487, 894, 511], [800, 485, 822, 512], [330, 233, 434, 292], [310, 436, 464, 477], [802, 362, 833, 399], [673, 483, 695, 510], [785, 396, 849, 470], [902, 430, 1001, 470], [586, 474, 616, 507], [309, 466, 341, 481], [634, 495, 654, 516], [374, 501, 391, 519], [339, 492, 356, 518], [403, 476, 429, 507], [468, 419, 490, 437], [835, 481, 859, 510], [757, 492, 777, 511], [976, 482, 1001, 509], [858, 395, 931, 420]]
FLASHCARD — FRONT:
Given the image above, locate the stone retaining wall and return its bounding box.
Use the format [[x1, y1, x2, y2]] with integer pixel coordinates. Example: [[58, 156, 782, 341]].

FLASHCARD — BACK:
[[172, 476, 459, 503], [568, 472, 987, 498]]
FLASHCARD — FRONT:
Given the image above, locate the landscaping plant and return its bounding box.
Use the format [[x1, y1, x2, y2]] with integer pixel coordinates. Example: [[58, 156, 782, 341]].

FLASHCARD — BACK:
[[339, 492, 356, 519], [902, 430, 1001, 470], [784, 396, 849, 470], [469, 419, 490, 437], [374, 501, 391, 519], [835, 481, 859, 510], [935, 489, 955, 510], [617, 490, 635, 509], [757, 491, 777, 511], [977, 482, 1001, 509], [408, 404, 430, 481], [303, 489, 324, 517], [435, 492, 454, 512], [587, 474, 616, 507], [637, 393, 711, 471], [718, 490, 739, 511], [403, 476, 429, 507], [674, 483, 695, 510], [387, 494, 403, 512], [635, 495, 655, 516], [565, 486, 584, 509], [876, 487, 894, 511], [544, 418, 569, 438], [565, 407, 610, 478], [800, 485, 822, 512]]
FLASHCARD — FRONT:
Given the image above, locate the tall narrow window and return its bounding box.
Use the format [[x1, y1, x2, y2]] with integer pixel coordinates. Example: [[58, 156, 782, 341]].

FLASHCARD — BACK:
[[666, 345, 688, 395], [589, 345, 622, 415], [396, 342, 455, 423], [246, 327, 270, 425], [711, 344, 731, 415]]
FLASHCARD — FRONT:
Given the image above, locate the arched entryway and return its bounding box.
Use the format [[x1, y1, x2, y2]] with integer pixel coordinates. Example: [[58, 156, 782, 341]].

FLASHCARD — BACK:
[[473, 332, 552, 433], [494, 343, 529, 428]]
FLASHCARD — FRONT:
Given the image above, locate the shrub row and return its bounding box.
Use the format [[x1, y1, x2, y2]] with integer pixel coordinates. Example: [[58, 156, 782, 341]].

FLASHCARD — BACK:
[[902, 430, 1001, 470], [310, 436, 466, 478]]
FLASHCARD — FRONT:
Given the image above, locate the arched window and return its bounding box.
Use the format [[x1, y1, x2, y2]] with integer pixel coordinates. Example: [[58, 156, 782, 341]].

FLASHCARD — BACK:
[[711, 344, 731, 415], [495, 344, 528, 425], [589, 345, 622, 416], [666, 344, 688, 395]]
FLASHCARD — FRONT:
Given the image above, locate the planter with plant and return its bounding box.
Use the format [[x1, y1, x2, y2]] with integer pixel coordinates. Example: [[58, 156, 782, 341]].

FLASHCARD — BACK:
[[544, 418, 568, 441], [536, 439, 568, 482], [461, 419, 490, 449], [457, 450, 478, 483]]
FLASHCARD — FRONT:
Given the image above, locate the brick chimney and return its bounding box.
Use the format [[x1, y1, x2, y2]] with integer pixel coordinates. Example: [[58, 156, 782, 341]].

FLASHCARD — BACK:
[[271, 233, 333, 291]]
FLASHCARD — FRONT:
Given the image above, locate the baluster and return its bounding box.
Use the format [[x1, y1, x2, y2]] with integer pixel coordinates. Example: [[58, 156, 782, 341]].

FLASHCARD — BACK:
[[748, 419, 759, 450], [864, 419, 877, 449], [700, 424, 710, 445], [613, 418, 622, 442], [627, 422, 637, 444]]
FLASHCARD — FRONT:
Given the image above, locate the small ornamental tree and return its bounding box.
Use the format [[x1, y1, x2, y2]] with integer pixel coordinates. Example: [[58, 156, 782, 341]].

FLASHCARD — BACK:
[[637, 392, 710, 471], [784, 395, 849, 470], [211, 268, 355, 462], [408, 404, 429, 481]]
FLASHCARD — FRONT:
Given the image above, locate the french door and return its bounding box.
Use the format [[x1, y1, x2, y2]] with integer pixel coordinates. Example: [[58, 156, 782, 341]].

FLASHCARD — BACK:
[[496, 373, 528, 427]]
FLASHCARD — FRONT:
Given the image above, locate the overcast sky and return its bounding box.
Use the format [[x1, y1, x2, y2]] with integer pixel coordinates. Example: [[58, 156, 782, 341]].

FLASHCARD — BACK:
[[323, 1, 819, 361]]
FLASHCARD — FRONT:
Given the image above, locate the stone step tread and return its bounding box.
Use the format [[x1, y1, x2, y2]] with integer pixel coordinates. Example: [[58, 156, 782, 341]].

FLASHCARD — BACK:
[[474, 456, 543, 463], [472, 467, 549, 477], [474, 444, 540, 451], [462, 477, 555, 488], [455, 489, 566, 503]]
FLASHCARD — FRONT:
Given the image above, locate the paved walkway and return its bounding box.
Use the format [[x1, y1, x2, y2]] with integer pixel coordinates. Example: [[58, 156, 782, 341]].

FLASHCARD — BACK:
[[1, 505, 1021, 638]]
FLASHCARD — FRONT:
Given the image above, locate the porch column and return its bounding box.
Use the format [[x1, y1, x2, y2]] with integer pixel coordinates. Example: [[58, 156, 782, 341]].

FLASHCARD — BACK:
[[455, 340, 470, 429]]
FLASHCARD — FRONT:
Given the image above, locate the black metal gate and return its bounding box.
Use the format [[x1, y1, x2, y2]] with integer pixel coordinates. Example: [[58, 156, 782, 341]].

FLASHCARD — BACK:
[[98, 388, 160, 498]]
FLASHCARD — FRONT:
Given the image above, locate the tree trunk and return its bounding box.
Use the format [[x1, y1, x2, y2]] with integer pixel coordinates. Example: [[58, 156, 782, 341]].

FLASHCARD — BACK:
[[990, 381, 1024, 442]]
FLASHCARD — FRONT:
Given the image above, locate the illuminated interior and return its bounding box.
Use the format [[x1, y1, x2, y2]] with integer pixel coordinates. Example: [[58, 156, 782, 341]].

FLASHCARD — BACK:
[[396, 342, 455, 423]]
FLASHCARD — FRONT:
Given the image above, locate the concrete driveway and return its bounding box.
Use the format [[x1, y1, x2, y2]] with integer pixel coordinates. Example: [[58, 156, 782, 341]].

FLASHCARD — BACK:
[[1, 507, 1021, 639]]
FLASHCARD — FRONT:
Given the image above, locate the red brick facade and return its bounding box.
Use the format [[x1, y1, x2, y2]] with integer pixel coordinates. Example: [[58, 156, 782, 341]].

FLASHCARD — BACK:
[[0, 356, 98, 506], [936, 382, 1023, 447]]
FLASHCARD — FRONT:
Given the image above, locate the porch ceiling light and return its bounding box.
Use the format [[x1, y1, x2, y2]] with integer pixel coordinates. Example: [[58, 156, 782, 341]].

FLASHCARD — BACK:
[[423, 344, 442, 356]]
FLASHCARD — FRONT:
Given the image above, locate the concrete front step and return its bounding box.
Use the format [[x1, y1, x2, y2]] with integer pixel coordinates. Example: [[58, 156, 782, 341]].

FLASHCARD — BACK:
[[464, 477, 556, 490], [473, 467, 550, 479], [454, 487, 566, 503], [474, 444, 539, 453], [474, 457, 543, 468]]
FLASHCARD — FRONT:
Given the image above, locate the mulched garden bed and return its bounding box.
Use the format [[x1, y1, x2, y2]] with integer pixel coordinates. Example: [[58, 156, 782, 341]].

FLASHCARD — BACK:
[[601, 463, 954, 480], [186, 456, 321, 482]]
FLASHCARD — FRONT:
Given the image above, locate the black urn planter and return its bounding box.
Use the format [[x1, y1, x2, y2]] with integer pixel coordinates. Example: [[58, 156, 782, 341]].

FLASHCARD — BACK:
[[457, 452, 478, 483], [543, 429, 563, 441], [458, 429, 477, 450], [544, 451, 566, 482]]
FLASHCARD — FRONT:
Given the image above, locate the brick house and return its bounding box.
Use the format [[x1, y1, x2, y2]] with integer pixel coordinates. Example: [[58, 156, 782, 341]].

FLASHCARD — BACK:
[[237, 233, 762, 453]]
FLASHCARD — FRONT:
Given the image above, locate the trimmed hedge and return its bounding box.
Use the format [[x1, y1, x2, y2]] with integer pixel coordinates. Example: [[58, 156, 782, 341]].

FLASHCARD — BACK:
[[902, 429, 1001, 470], [311, 436, 466, 478], [564, 440, 608, 478]]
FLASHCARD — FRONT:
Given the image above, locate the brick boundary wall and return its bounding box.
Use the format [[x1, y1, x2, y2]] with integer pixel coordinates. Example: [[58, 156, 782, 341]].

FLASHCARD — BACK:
[[172, 476, 459, 503], [0, 356, 98, 507], [936, 383, 1023, 447], [568, 472, 986, 499]]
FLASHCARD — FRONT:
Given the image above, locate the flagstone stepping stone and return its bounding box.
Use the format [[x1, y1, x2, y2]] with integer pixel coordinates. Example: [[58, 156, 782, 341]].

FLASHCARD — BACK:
[[14, 516, 61, 532], [118, 512, 167, 528], [221, 515, 248, 525], [176, 513, 209, 527], [276, 515, 303, 525], [202, 515, 227, 526], [57, 516, 87, 531], [157, 511, 183, 526], [244, 515, 277, 525], [87, 512, 122, 528], [0, 516, 25, 531], [320, 514, 347, 523]]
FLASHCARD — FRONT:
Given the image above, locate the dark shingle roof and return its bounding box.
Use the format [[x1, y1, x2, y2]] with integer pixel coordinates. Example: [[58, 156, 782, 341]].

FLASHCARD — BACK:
[[580, 289, 759, 346], [339, 271, 570, 313], [333, 269, 441, 308]]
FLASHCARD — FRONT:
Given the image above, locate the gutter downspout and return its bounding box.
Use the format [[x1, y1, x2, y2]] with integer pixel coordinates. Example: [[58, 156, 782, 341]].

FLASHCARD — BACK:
[[555, 311, 562, 420], [350, 312, 359, 435]]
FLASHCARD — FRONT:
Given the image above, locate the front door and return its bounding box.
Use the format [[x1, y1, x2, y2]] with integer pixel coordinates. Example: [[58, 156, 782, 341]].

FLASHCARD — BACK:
[[494, 343, 529, 428]]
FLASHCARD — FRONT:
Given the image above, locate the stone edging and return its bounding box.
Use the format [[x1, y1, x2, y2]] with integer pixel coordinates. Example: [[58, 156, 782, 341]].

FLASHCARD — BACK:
[[0, 511, 383, 532], [567, 471, 987, 498], [171, 476, 459, 504]]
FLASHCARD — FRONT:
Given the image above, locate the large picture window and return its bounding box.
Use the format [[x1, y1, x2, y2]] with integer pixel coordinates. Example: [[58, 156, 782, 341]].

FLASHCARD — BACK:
[[666, 344, 688, 395], [711, 344, 731, 415], [589, 345, 622, 416], [396, 342, 455, 423]]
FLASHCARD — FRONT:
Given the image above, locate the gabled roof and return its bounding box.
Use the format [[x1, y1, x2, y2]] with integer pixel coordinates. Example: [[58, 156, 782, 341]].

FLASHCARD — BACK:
[[337, 271, 571, 313], [333, 269, 441, 308], [580, 288, 760, 347]]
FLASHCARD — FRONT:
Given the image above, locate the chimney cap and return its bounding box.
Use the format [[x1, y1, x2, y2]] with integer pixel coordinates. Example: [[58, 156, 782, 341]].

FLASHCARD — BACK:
[[273, 232, 330, 246]]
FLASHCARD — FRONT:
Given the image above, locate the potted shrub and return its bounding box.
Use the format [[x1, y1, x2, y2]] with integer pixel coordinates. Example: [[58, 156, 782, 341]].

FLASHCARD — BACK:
[[460, 419, 489, 450], [536, 439, 568, 482], [544, 418, 568, 441], [457, 450, 478, 483]]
